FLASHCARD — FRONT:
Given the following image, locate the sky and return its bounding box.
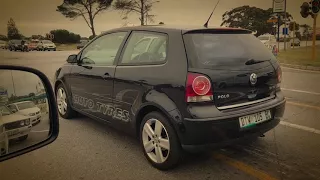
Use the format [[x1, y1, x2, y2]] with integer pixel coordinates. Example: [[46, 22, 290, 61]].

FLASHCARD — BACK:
[[0, 70, 42, 97], [0, 0, 318, 37]]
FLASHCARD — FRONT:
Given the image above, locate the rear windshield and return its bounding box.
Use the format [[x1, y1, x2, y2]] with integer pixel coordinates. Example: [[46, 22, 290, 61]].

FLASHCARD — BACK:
[[183, 33, 275, 69]]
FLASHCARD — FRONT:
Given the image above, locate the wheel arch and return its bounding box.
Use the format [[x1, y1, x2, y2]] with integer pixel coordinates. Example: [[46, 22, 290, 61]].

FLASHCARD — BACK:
[[134, 102, 184, 141]]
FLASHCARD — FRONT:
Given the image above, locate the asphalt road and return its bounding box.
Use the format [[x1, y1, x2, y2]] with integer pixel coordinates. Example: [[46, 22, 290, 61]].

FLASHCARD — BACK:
[[0, 50, 320, 180]]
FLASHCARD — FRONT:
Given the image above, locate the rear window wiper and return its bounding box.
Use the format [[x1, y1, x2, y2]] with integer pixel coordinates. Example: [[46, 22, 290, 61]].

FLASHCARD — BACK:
[[245, 59, 270, 65]]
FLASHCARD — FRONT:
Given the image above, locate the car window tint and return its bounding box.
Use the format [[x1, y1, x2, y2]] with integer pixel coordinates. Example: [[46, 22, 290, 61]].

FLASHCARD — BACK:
[[120, 32, 167, 64], [80, 32, 127, 65]]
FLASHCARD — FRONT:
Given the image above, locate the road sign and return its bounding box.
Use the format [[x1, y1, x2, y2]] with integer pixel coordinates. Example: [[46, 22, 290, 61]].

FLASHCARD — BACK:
[[267, 19, 278, 23], [273, 0, 286, 13], [282, 27, 288, 35], [46, 33, 54, 40]]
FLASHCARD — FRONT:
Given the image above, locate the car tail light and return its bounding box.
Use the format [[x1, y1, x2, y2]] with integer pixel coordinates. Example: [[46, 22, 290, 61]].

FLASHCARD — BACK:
[[186, 73, 213, 102]]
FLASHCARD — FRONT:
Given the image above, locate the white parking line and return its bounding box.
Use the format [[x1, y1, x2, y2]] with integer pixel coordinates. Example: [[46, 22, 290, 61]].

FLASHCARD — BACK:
[[281, 88, 320, 96], [280, 121, 320, 135], [30, 130, 49, 133]]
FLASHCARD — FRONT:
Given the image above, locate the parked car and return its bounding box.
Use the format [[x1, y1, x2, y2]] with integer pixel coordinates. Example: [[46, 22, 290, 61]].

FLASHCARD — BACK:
[[0, 117, 9, 155], [258, 35, 277, 49], [55, 25, 286, 170], [8, 40, 29, 52], [290, 38, 301, 46], [28, 39, 39, 51], [7, 101, 42, 126], [77, 41, 88, 49], [0, 40, 6, 49], [0, 106, 31, 141], [37, 40, 56, 51]]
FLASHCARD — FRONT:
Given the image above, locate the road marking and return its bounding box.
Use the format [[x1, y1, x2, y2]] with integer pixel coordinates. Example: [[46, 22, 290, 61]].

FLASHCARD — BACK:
[[280, 121, 320, 135], [213, 153, 278, 180], [282, 88, 320, 96], [281, 66, 320, 73], [286, 101, 320, 111], [30, 130, 49, 133]]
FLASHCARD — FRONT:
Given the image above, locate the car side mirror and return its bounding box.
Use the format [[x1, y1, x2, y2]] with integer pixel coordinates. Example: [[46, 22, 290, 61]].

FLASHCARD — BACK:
[[0, 65, 59, 162], [67, 54, 77, 63]]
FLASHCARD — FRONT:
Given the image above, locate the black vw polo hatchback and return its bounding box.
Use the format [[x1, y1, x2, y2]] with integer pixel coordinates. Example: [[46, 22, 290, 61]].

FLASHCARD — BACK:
[[54, 25, 286, 170]]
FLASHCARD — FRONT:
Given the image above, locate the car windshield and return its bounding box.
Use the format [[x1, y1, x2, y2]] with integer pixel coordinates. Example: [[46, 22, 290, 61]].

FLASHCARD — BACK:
[[258, 36, 269, 40], [42, 41, 53, 44], [0, 106, 12, 116], [184, 33, 274, 68], [16, 102, 35, 110]]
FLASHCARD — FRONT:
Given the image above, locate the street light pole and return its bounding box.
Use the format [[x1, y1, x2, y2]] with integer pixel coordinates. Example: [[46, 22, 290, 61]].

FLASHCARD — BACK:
[[10, 70, 16, 96], [312, 14, 318, 60]]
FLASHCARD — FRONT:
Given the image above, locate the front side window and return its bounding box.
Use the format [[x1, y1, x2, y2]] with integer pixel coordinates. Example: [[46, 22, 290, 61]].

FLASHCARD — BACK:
[[0, 106, 12, 116], [80, 32, 127, 65], [7, 105, 18, 113], [120, 31, 168, 65]]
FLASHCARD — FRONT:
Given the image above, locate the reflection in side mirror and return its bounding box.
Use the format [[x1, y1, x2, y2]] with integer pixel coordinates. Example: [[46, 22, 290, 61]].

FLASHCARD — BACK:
[[0, 66, 59, 162], [67, 54, 77, 63]]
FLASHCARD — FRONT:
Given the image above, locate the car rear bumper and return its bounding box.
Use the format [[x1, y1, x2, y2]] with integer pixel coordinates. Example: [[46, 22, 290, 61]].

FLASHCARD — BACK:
[[179, 98, 286, 152]]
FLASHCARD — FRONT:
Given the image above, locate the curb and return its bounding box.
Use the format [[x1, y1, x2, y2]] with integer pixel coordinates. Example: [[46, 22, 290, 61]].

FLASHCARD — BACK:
[[280, 63, 320, 71]]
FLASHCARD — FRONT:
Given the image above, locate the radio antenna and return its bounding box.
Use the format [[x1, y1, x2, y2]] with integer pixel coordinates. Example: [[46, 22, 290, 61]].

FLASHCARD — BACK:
[[203, 0, 221, 28]]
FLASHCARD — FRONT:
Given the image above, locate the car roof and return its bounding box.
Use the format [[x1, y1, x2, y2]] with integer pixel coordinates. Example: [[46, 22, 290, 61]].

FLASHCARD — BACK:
[[12, 101, 32, 105], [102, 25, 251, 35]]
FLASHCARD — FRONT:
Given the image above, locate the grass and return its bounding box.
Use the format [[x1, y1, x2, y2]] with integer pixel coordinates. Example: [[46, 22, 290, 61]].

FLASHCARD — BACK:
[[55, 43, 77, 51], [277, 45, 320, 67]]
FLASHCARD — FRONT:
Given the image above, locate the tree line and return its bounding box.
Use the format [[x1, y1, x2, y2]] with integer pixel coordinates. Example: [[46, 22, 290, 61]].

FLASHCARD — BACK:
[[221, 5, 313, 40]]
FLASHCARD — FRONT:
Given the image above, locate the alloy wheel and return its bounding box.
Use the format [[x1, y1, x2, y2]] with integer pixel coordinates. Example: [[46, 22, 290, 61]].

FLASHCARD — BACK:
[[142, 118, 170, 164], [57, 87, 67, 115]]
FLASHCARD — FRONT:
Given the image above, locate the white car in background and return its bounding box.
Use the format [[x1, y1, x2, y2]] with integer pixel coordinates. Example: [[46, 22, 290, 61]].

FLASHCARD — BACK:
[[37, 40, 56, 51], [7, 101, 42, 126], [258, 35, 277, 49], [0, 118, 8, 155], [0, 106, 31, 141]]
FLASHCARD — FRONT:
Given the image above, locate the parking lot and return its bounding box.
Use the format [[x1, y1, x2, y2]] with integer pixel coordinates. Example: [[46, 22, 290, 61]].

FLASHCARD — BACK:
[[0, 50, 319, 180]]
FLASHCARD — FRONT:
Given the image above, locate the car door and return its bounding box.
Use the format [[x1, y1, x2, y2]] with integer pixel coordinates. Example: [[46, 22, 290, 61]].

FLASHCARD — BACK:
[[68, 31, 129, 121], [113, 31, 168, 130]]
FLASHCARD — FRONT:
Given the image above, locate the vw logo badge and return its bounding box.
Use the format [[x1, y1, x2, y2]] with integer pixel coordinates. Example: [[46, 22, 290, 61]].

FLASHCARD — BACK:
[[250, 73, 258, 85]]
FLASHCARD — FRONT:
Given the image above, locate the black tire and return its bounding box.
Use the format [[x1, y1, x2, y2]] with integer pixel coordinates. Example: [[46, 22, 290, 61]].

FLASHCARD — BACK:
[[18, 135, 28, 141], [55, 83, 76, 119], [140, 111, 182, 170]]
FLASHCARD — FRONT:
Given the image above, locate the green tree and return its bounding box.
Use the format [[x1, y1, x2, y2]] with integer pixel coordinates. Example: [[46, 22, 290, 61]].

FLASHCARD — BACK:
[[49, 29, 81, 44], [300, 24, 311, 40], [57, 0, 113, 37], [89, 34, 95, 40], [221, 6, 293, 37], [0, 34, 8, 41], [7, 18, 22, 39], [114, 0, 159, 25], [289, 22, 300, 32]]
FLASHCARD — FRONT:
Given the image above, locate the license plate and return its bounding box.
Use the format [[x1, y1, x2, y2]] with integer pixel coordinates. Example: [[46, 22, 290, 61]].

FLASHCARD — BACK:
[[7, 129, 19, 136], [239, 110, 272, 128]]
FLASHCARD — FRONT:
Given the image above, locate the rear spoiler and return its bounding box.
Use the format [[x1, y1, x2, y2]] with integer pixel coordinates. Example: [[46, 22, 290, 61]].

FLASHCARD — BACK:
[[182, 28, 252, 35]]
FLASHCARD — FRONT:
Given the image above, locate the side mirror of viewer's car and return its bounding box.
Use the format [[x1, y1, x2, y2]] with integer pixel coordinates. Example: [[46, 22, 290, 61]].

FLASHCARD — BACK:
[[0, 65, 59, 162], [67, 54, 77, 63]]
